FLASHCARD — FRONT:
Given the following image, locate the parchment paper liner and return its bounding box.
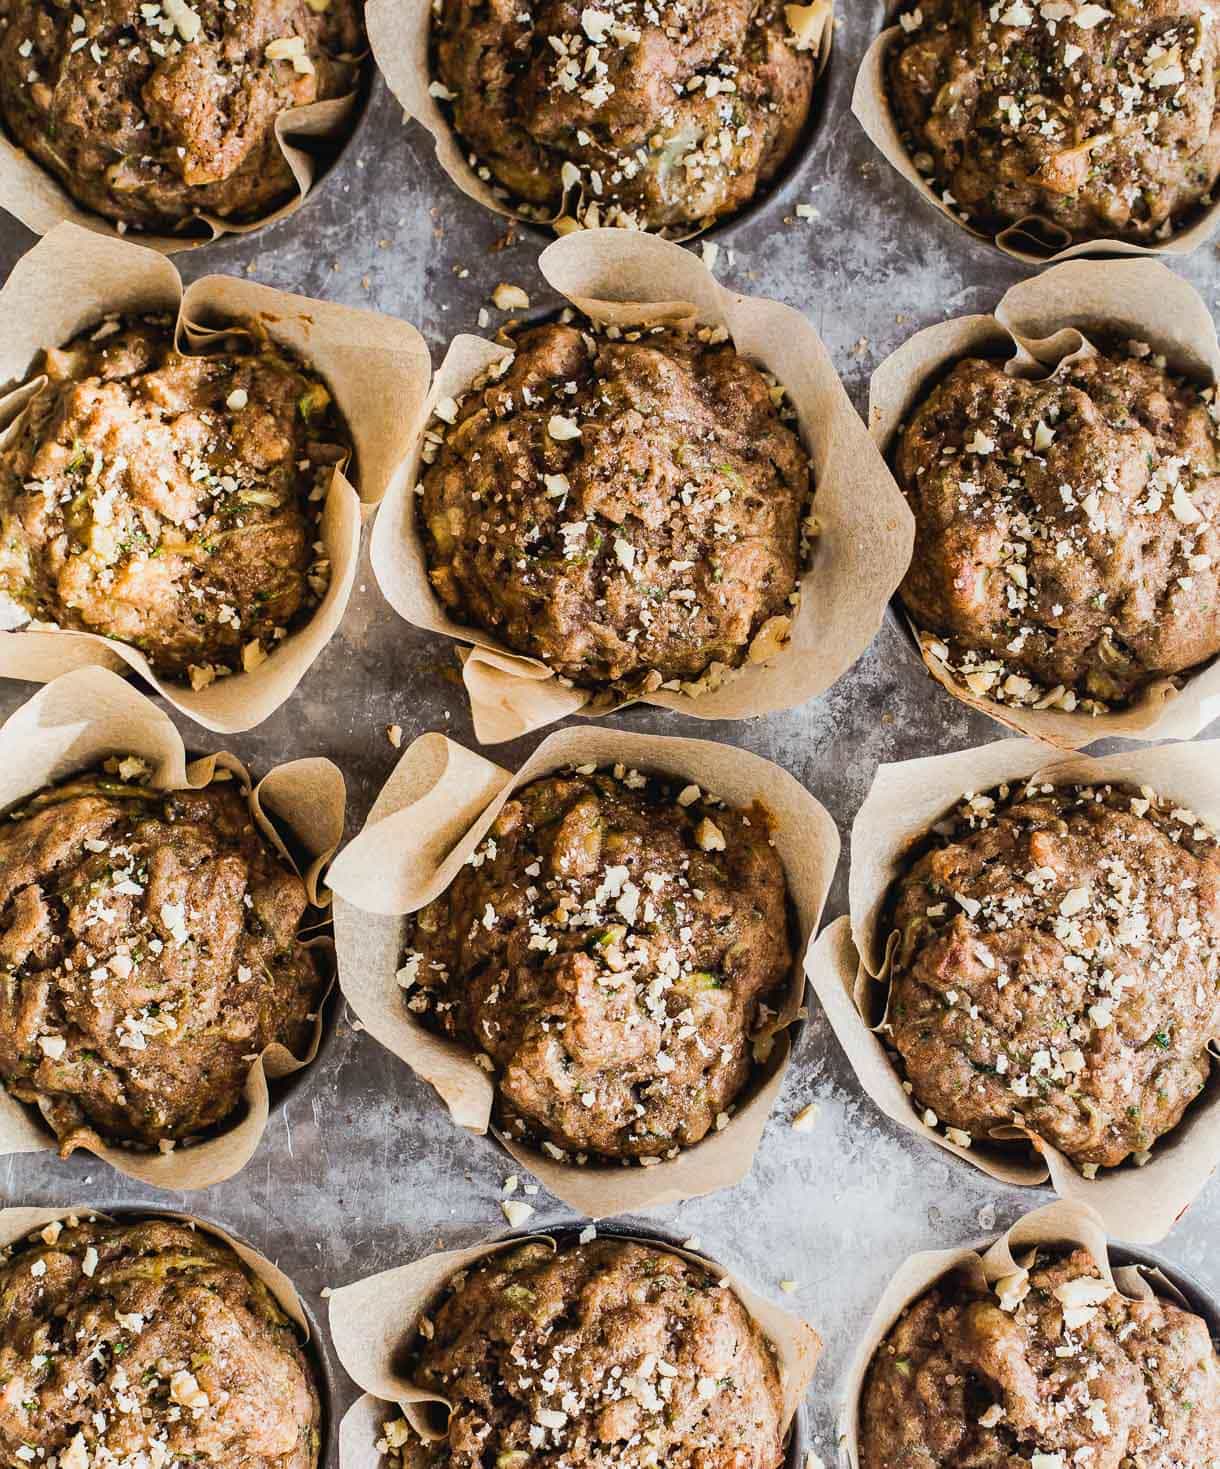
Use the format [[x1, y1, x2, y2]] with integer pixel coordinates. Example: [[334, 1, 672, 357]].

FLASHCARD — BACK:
[[806, 735, 1220, 1245], [0, 664, 346, 1190], [869, 257, 1220, 749], [366, 0, 833, 240], [370, 226, 914, 745], [328, 726, 840, 1215], [0, 59, 366, 255], [840, 1198, 1213, 1467], [0, 222, 430, 734], [330, 1227, 822, 1461], [853, 6, 1220, 263]]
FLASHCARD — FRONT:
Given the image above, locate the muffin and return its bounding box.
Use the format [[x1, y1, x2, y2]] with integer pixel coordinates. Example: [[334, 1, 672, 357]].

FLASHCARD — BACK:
[[893, 347, 1220, 714], [860, 1245, 1220, 1469], [0, 1213, 320, 1469], [380, 1237, 787, 1468], [400, 761, 794, 1163], [885, 779, 1220, 1171], [886, 0, 1220, 245], [0, 0, 366, 234], [0, 313, 350, 689], [431, 0, 819, 234], [419, 321, 810, 701], [0, 756, 323, 1152]]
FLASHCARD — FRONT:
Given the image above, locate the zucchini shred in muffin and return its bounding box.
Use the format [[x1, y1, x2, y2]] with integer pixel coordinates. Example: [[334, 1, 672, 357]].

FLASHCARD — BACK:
[[0, 313, 351, 691], [883, 778, 1220, 1173], [885, 0, 1220, 247], [0, 754, 324, 1154], [893, 343, 1220, 716], [859, 1245, 1220, 1469], [418, 318, 813, 704], [378, 1236, 789, 1469], [398, 761, 795, 1164], [0, 1213, 321, 1469], [0, 0, 366, 235], [430, 0, 826, 234]]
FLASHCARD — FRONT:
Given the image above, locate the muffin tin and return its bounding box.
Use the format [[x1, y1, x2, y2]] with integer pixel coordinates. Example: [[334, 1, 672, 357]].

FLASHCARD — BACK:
[[0, 0, 1218, 1463]]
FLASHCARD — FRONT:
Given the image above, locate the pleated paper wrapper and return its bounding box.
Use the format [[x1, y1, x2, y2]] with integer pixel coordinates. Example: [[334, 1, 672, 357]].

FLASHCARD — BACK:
[[328, 726, 840, 1216], [0, 223, 430, 733], [840, 1198, 1211, 1466], [371, 226, 914, 744], [806, 736, 1220, 1244], [0, 665, 345, 1190], [869, 258, 1220, 749], [853, 7, 1220, 264], [329, 1229, 822, 1468]]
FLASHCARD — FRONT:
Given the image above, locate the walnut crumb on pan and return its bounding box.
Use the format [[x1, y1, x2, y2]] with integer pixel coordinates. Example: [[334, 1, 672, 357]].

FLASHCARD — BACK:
[[884, 778, 1220, 1172], [399, 761, 795, 1164]]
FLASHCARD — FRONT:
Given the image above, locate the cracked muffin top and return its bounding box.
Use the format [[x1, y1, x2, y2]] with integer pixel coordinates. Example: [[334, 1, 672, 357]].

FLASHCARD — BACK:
[[0, 0, 365, 233], [0, 1214, 320, 1469], [431, 0, 820, 233], [860, 1246, 1220, 1469], [885, 779, 1220, 1172], [419, 320, 810, 702], [894, 348, 1220, 715], [0, 757, 322, 1152], [399, 762, 793, 1164], [381, 1237, 787, 1469], [886, 0, 1220, 245], [0, 314, 350, 689]]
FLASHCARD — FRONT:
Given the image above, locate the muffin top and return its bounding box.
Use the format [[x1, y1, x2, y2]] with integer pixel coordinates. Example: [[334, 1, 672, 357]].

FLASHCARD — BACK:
[[419, 320, 810, 701], [384, 1237, 786, 1469], [0, 314, 349, 688], [0, 758, 322, 1151], [0, 0, 365, 233], [0, 1214, 320, 1469], [432, 0, 818, 233], [886, 0, 1220, 244], [894, 349, 1220, 714], [886, 780, 1220, 1171], [400, 762, 793, 1162], [860, 1246, 1220, 1469]]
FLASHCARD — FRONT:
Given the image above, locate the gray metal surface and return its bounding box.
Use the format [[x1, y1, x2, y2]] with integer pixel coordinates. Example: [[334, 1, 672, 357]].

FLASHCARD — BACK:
[[1, 5, 1219, 1464]]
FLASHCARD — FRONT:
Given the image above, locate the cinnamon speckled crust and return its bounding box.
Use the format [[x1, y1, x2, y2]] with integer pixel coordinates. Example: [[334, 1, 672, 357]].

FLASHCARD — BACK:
[[0, 762, 322, 1152], [432, 0, 816, 233], [394, 1238, 786, 1469], [0, 316, 350, 687], [886, 781, 1220, 1170], [860, 1247, 1220, 1469], [886, 0, 1220, 245], [401, 764, 793, 1162], [0, 0, 365, 233], [0, 1215, 321, 1469], [894, 350, 1220, 713], [419, 321, 809, 701]]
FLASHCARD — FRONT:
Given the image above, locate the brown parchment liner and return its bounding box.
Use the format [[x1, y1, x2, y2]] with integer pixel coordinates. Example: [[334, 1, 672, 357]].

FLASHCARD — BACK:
[[0, 222, 430, 734], [0, 58, 366, 255], [806, 735, 1220, 1245], [366, 0, 833, 239], [852, 5, 1220, 263], [839, 1198, 1210, 1467], [327, 726, 840, 1215], [869, 258, 1220, 750], [0, 664, 346, 1191], [330, 1228, 822, 1463], [370, 226, 914, 745]]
